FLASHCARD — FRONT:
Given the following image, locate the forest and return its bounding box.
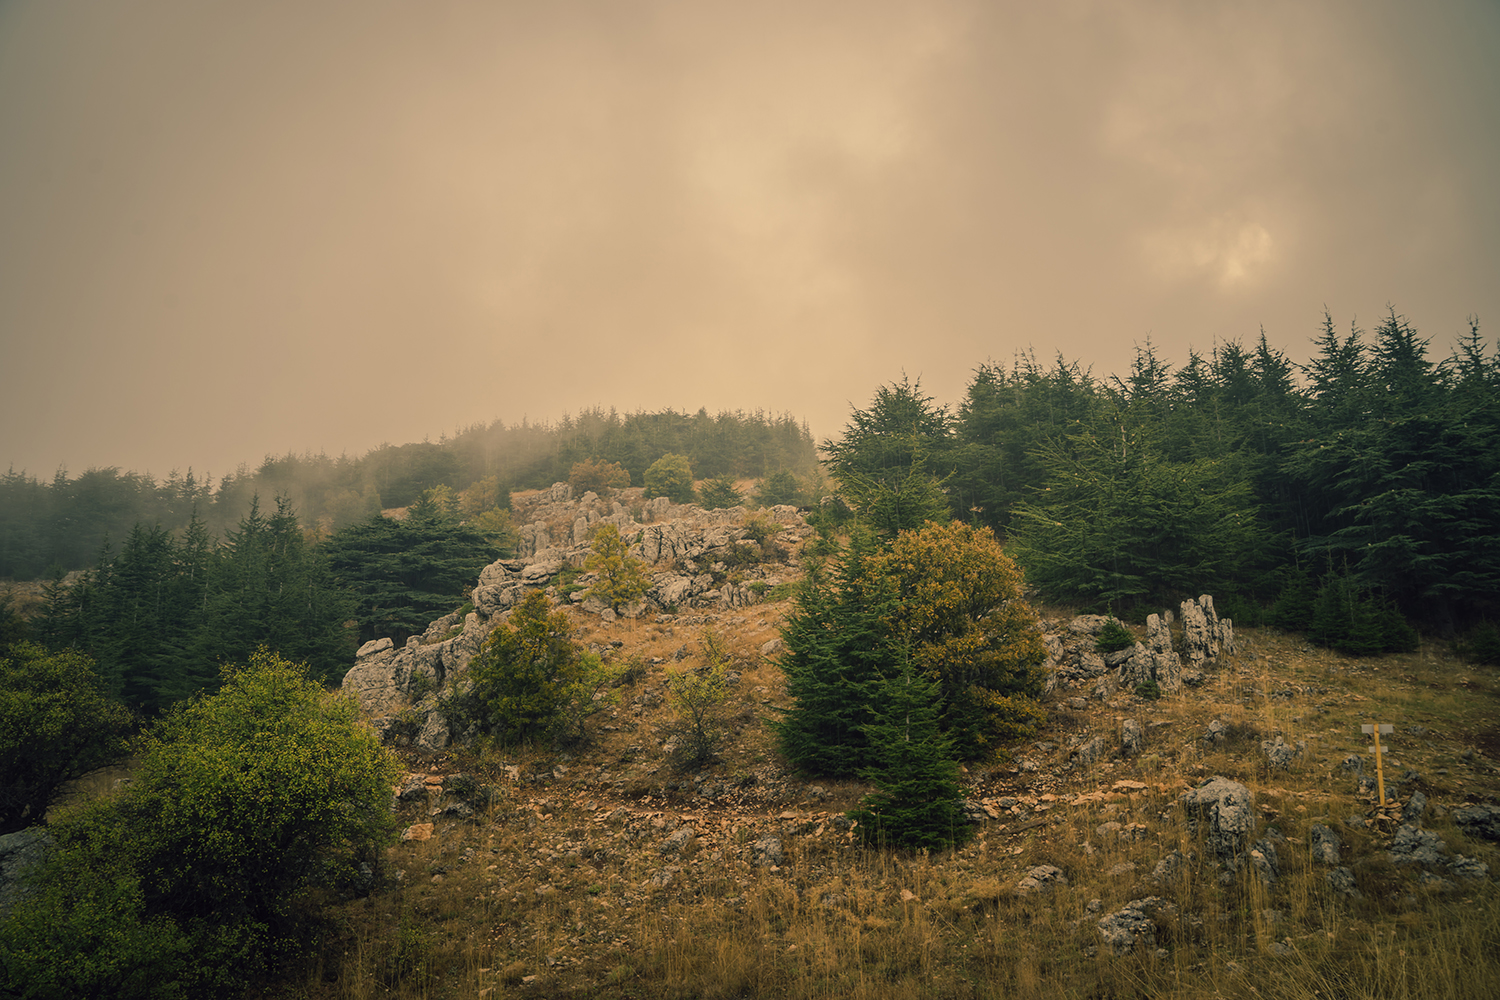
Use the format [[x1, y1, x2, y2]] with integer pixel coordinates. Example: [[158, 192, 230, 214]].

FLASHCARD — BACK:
[[3, 308, 1499, 720], [0, 406, 817, 579]]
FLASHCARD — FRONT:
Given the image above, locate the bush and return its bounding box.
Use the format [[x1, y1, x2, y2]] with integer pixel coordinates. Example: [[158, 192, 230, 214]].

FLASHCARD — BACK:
[[0, 649, 399, 996], [584, 523, 651, 610], [643, 454, 696, 504], [663, 631, 733, 770], [697, 474, 744, 511], [569, 458, 631, 498], [0, 643, 132, 834], [1094, 618, 1134, 655], [753, 470, 804, 508]]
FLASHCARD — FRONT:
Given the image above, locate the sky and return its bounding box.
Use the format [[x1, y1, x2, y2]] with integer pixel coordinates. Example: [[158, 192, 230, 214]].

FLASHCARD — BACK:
[[2, 0, 1497, 482]]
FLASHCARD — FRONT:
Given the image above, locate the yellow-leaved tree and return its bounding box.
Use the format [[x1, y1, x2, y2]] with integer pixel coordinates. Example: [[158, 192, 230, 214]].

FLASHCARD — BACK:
[[863, 521, 1047, 758]]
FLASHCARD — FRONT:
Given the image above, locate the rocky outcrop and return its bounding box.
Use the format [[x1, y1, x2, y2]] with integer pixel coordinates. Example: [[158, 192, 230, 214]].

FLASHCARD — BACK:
[[342, 484, 811, 736], [1097, 897, 1178, 955], [1044, 597, 1232, 700]]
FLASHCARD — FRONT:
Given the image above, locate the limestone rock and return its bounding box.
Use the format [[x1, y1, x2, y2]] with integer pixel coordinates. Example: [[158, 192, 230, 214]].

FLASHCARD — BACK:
[[1016, 865, 1067, 895], [1097, 897, 1177, 955], [1181, 777, 1256, 864], [1261, 735, 1306, 771], [1327, 867, 1359, 896], [752, 836, 784, 868], [1121, 718, 1145, 758], [0, 828, 53, 917], [1453, 804, 1500, 842], [1389, 824, 1447, 867], [1309, 824, 1340, 865]]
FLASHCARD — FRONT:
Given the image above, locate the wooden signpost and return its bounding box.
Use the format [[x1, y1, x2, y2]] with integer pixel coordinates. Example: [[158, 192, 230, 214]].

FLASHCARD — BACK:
[[1361, 723, 1394, 805]]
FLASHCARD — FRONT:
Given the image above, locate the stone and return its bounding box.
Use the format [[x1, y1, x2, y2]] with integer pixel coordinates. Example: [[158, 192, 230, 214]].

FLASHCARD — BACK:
[[1068, 615, 1111, 636], [1016, 865, 1068, 895], [401, 823, 434, 842], [357, 637, 394, 659], [1097, 897, 1177, 955], [1389, 824, 1447, 867], [660, 826, 696, 855], [1203, 719, 1228, 747], [752, 836, 783, 868], [0, 828, 53, 917], [1181, 777, 1257, 864], [1309, 824, 1340, 865], [1071, 737, 1110, 768], [1121, 718, 1145, 758], [416, 712, 450, 751], [1402, 791, 1427, 825], [1149, 850, 1187, 887], [1447, 855, 1490, 880], [1326, 867, 1360, 897], [1249, 838, 1280, 886], [1452, 804, 1500, 842], [1261, 735, 1305, 771]]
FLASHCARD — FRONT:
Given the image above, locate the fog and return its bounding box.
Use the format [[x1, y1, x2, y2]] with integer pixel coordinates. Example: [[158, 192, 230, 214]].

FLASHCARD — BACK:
[[2, 0, 1496, 480]]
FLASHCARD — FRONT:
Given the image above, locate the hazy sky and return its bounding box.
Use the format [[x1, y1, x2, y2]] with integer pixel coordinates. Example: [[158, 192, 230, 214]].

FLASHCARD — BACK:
[[3, 0, 1497, 481]]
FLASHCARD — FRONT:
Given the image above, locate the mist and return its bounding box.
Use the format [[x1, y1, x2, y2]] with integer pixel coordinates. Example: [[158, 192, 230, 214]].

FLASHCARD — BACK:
[[2, 0, 1496, 479]]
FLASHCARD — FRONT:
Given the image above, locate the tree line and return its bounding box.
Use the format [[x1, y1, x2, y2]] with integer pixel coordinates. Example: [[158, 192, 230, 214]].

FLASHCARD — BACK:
[[0, 407, 817, 579], [824, 310, 1498, 641]]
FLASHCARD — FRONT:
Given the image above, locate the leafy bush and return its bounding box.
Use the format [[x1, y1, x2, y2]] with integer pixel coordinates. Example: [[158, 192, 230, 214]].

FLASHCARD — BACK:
[[644, 454, 696, 504], [569, 458, 631, 498], [0, 643, 132, 834], [0, 649, 399, 996], [469, 592, 619, 745], [663, 631, 733, 770], [584, 523, 651, 610], [1134, 679, 1162, 701]]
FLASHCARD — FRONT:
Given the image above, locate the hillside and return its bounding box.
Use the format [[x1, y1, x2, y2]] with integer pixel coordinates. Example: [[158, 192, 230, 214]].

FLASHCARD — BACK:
[[255, 487, 1500, 999]]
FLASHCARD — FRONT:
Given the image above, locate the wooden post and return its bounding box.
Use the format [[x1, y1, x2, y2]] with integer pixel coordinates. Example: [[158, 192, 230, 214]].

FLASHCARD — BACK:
[[1361, 723, 1394, 806]]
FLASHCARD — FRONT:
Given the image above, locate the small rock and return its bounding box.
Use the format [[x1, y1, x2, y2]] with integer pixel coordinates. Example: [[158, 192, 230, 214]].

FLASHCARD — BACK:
[[1309, 825, 1340, 865], [1016, 865, 1068, 895]]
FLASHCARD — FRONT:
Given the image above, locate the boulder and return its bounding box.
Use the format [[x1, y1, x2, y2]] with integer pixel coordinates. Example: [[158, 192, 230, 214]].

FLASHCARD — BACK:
[[1181, 777, 1257, 865], [0, 828, 53, 917], [1097, 897, 1177, 955], [1016, 865, 1067, 895], [1121, 718, 1145, 758], [1452, 804, 1500, 842], [1309, 824, 1340, 865]]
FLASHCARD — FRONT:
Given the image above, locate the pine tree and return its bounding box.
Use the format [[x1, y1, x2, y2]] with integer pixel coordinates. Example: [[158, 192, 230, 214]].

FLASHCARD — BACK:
[[849, 657, 971, 851], [772, 530, 896, 777]]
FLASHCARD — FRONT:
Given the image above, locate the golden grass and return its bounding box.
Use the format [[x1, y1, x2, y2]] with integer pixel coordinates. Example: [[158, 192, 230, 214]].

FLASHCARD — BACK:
[[244, 617, 1500, 1000]]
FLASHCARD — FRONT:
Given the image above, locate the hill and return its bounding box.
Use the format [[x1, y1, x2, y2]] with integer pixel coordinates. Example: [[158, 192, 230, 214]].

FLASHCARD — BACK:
[[251, 486, 1500, 999]]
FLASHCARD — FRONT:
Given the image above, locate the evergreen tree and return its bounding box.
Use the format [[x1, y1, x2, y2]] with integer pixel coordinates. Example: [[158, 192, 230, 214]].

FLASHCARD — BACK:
[[772, 530, 897, 777], [584, 523, 650, 610], [848, 657, 971, 852], [697, 474, 745, 510]]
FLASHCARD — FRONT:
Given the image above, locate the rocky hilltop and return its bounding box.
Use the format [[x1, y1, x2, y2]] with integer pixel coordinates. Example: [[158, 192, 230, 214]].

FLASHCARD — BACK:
[[342, 484, 811, 745]]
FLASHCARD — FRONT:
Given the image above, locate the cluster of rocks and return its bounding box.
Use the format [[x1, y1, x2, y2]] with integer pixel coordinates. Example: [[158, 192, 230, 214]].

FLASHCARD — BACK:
[[341, 485, 811, 750], [1044, 596, 1234, 700]]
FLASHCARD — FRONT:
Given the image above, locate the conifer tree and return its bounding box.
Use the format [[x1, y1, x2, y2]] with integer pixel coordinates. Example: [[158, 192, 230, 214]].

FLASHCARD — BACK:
[[772, 530, 896, 776], [848, 657, 971, 851]]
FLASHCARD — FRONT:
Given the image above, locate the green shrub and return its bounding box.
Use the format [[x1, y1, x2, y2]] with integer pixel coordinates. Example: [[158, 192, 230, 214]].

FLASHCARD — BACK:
[[644, 454, 696, 503], [1094, 618, 1135, 655], [1134, 679, 1162, 701], [0, 649, 399, 996], [0, 643, 132, 834], [697, 474, 744, 510]]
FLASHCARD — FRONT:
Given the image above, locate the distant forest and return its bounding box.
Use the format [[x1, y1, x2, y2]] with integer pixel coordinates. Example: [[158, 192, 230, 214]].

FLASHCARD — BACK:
[[0, 407, 817, 578]]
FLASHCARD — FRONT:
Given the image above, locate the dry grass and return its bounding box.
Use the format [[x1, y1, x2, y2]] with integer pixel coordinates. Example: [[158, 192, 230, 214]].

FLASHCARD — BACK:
[[243, 612, 1500, 1000]]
